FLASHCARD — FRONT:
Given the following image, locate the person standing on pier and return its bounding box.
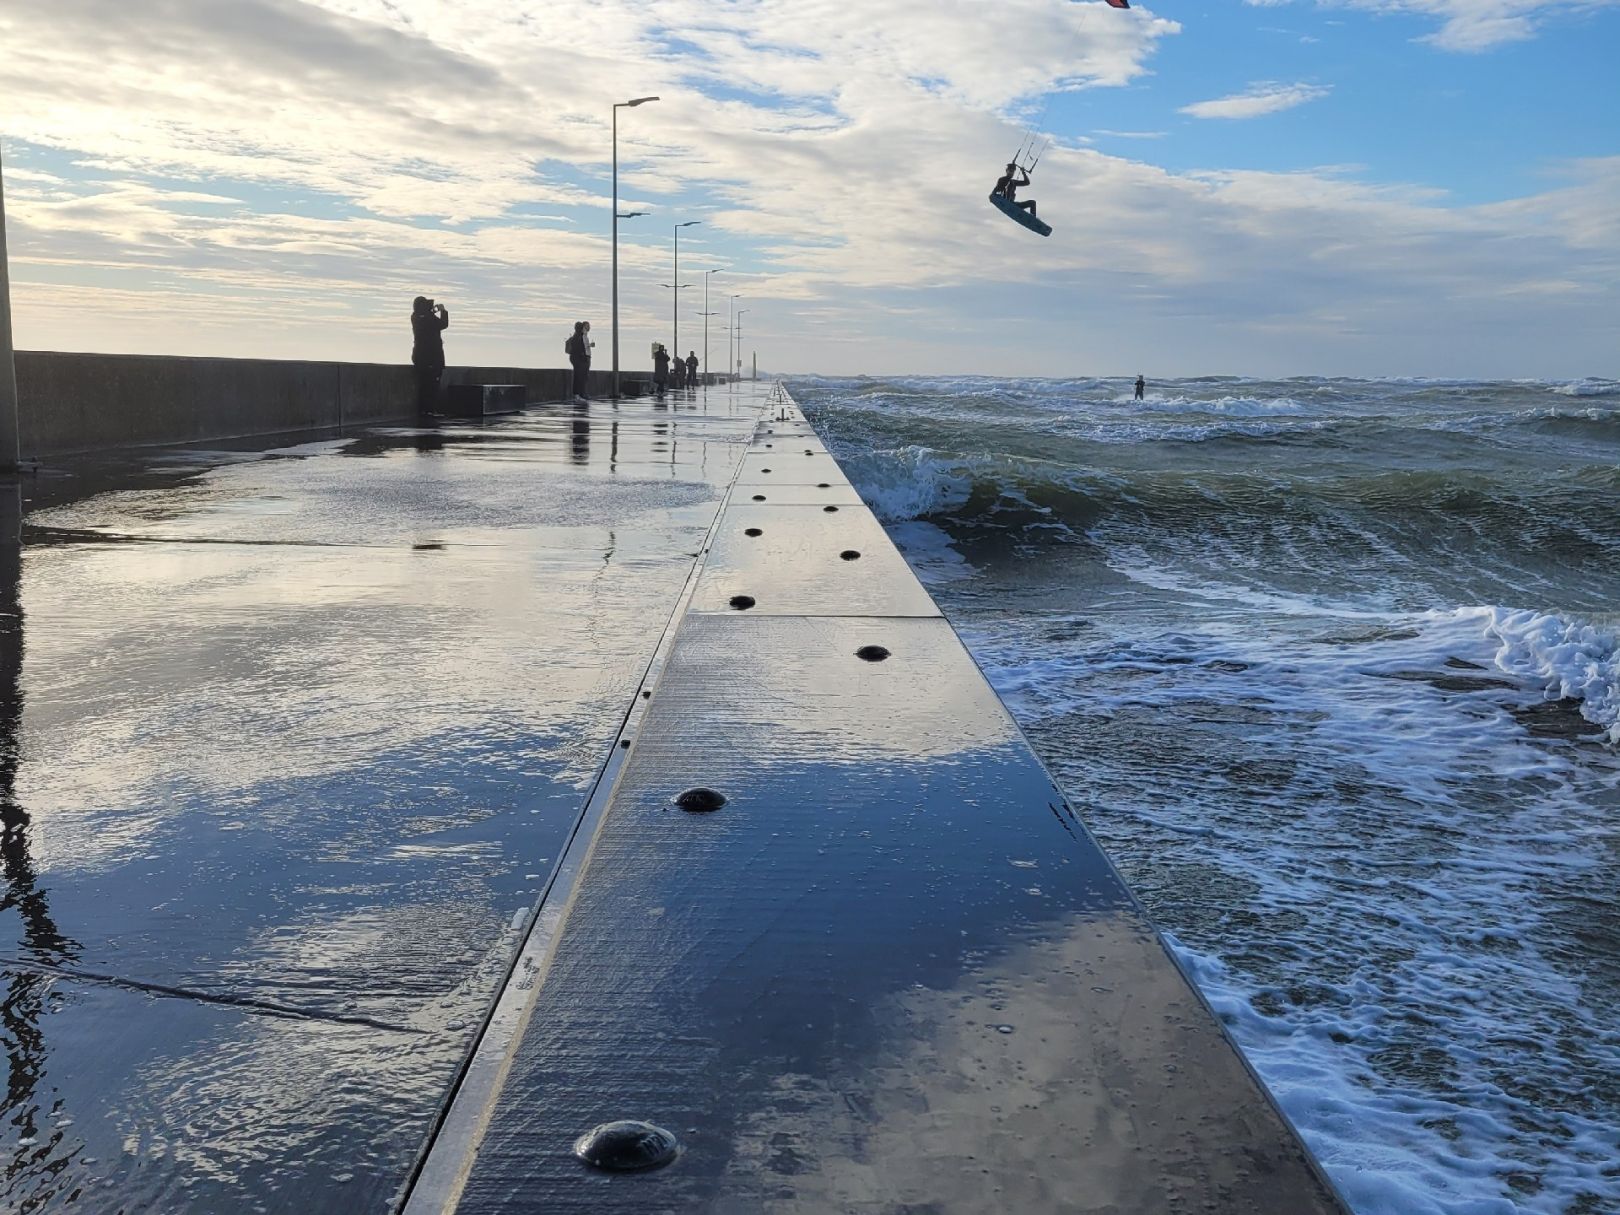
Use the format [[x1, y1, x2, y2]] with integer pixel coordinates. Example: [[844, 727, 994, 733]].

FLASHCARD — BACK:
[[411, 296, 449, 413], [652, 344, 671, 394], [685, 351, 699, 388], [1134, 374, 1146, 401], [566, 321, 593, 403], [671, 354, 686, 390]]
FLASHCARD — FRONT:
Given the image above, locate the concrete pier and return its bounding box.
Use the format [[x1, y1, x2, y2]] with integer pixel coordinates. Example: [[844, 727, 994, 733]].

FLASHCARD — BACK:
[[1, 379, 1346, 1212], [403, 387, 1348, 1214]]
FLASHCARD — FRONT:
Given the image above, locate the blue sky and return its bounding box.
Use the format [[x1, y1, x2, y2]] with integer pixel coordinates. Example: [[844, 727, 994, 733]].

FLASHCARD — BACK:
[[2, 0, 1617, 377], [1094, 4, 1619, 203]]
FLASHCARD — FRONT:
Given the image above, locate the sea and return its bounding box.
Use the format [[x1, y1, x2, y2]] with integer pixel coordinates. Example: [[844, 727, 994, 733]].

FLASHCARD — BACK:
[[789, 375, 1620, 1215]]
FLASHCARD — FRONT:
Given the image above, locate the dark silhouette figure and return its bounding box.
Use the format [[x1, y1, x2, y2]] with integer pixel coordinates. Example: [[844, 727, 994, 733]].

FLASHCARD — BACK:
[[671, 355, 686, 391], [993, 162, 1036, 218], [411, 296, 449, 413], [565, 321, 593, 402], [1134, 375, 1146, 401], [685, 352, 699, 388], [652, 345, 671, 394]]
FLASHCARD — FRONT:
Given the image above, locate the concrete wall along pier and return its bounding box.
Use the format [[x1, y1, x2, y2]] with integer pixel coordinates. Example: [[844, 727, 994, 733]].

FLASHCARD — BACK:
[[14, 351, 639, 456], [404, 385, 1349, 1214]]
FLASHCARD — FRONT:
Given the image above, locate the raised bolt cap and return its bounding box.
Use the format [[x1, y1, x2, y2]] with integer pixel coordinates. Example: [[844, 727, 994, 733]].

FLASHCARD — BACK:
[[675, 788, 727, 813], [574, 1121, 680, 1171]]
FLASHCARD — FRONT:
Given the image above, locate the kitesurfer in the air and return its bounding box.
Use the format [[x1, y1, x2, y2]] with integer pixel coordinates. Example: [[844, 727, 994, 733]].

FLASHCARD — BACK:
[[993, 162, 1037, 220]]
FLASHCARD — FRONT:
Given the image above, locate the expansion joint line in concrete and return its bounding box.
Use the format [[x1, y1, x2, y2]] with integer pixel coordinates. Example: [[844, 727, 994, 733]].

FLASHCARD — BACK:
[[395, 387, 786, 1215], [0, 955, 422, 1033]]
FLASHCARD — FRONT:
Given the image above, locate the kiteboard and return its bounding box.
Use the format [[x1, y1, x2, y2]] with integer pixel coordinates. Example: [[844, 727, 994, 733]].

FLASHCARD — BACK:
[[989, 192, 1052, 238]]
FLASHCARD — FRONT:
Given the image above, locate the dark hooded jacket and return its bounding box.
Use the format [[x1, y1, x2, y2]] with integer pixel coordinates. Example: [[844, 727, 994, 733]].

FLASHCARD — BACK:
[[412, 306, 448, 368]]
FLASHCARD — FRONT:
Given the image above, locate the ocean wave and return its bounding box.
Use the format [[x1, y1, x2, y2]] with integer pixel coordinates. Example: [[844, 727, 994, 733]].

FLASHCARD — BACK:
[[835, 444, 976, 523], [1433, 405, 1620, 437], [1118, 394, 1313, 417], [833, 442, 1617, 554], [1551, 379, 1620, 398], [796, 379, 1620, 467], [1477, 607, 1620, 743]]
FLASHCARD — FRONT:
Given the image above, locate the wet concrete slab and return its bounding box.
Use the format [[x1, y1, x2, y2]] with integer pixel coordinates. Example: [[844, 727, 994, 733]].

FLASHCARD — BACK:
[[735, 483, 865, 507], [419, 387, 1347, 1214], [0, 386, 779, 1212], [691, 505, 938, 618], [736, 449, 843, 486], [445, 615, 1345, 1214]]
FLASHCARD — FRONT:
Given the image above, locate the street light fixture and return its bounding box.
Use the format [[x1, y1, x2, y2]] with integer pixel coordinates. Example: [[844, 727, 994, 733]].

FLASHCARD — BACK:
[[612, 95, 659, 400], [672, 221, 701, 364], [735, 309, 751, 384]]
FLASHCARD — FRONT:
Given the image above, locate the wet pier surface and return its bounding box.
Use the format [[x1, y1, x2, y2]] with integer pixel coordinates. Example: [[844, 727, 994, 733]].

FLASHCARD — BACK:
[[0, 387, 764, 1212], [2, 383, 1347, 1213], [407, 390, 1349, 1215]]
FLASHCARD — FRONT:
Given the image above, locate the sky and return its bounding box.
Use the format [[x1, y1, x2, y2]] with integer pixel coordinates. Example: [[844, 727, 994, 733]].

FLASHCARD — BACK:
[[1, 0, 1617, 378]]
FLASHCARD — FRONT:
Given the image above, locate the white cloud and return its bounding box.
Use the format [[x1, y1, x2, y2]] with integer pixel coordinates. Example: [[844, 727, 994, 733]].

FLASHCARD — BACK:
[[0, 0, 1616, 376], [1180, 82, 1331, 120], [1246, 0, 1620, 51]]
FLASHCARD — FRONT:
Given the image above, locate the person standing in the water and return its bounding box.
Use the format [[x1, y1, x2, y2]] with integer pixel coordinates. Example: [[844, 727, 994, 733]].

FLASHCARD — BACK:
[[1134, 375, 1145, 401]]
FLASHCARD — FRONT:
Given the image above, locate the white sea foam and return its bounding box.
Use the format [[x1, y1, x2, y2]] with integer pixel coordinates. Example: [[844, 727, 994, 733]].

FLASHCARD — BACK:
[[1433, 404, 1620, 433], [1477, 607, 1620, 743], [958, 601, 1620, 1213], [1083, 417, 1336, 444], [1168, 938, 1620, 1215]]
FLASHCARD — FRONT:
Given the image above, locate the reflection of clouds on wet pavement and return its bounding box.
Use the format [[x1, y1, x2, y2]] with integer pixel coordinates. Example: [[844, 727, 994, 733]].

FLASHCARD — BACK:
[[722, 914, 1315, 1213], [0, 398, 769, 1210]]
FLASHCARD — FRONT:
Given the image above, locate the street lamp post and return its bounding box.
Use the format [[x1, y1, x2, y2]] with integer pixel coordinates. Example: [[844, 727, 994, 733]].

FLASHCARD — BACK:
[[702, 269, 722, 386], [727, 295, 741, 389], [612, 96, 658, 400], [0, 148, 19, 472], [735, 309, 750, 384], [672, 221, 700, 363]]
